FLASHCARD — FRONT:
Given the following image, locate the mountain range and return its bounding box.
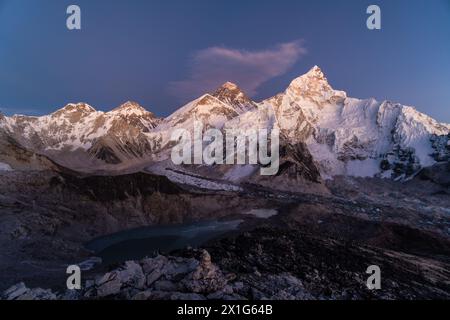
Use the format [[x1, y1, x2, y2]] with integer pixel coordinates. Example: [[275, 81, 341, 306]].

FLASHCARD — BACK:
[[1, 66, 449, 189], [1, 66, 450, 300]]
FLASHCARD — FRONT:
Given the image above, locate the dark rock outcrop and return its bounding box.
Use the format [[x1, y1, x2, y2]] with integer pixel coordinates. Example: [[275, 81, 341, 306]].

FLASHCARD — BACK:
[[277, 141, 321, 183]]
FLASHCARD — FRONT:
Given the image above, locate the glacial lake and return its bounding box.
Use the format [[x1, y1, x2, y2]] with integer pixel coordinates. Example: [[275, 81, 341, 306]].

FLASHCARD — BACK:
[[85, 219, 243, 265]]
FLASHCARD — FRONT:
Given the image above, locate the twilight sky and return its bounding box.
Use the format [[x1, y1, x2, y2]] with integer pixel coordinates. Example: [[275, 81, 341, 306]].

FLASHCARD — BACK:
[[0, 0, 449, 122]]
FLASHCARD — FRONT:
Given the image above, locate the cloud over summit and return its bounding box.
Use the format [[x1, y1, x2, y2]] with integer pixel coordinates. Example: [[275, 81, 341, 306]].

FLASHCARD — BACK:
[[169, 40, 307, 101]]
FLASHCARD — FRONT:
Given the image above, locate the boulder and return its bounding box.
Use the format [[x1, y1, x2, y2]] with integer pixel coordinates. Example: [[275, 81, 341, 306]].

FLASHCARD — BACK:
[[96, 272, 122, 297], [146, 268, 163, 286], [16, 288, 57, 300], [132, 290, 153, 300], [118, 261, 146, 289], [161, 258, 199, 280], [2, 282, 29, 300], [153, 280, 179, 292], [2, 283, 57, 300], [141, 255, 168, 274]]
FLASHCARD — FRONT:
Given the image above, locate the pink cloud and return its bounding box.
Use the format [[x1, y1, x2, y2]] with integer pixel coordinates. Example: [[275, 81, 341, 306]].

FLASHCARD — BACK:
[[168, 40, 307, 101]]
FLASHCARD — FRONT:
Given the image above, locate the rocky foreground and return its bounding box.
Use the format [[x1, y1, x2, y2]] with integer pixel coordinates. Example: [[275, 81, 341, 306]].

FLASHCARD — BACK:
[[0, 166, 449, 300], [2, 250, 239, 301], [3, 223, 450, 300], [1, 249, 316, 301]]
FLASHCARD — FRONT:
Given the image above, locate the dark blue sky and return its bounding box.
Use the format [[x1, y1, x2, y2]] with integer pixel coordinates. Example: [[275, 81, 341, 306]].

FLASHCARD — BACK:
[[0, 0, 449, 122]]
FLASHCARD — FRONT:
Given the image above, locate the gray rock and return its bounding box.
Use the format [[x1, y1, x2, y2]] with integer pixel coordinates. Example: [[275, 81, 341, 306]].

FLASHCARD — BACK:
[[246, 273, 314, 300], [223, 285, 234, 295], [17, 288, 57, 300], [251, 288, 267, 300], [144, 290, 172, 300], [96, 272, 122, 297], [2, 282, 29, 300], [231, 281, 244, 291], [3, 283, 57, 301], [132, 290, 153, 300], [118, 261, 146, 289], [146, 269, 163, 286], [60, 289, 82, 301], [153, 280, 179, 292], [161, 258, 199, 280], [222, 293, 247, 300], [169, 292, 206, 300], [207, 291, 225, 300], [269, 289, 296, 300], [141, 255, 168, 274]]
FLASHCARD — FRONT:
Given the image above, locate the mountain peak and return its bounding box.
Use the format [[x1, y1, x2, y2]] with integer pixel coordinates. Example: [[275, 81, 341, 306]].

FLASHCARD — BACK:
[[212, 82, 256, 114], [114, 101, 145, 111], [52, 103, 96, 118], [306, 65, 325, 77], [213, 82, 243, 95], [111, 101, 151, 116], [221, 82, 239, 90], [294, 65, 327, 84], [285, 66, 347, 104], [65, 103, 96, 112]]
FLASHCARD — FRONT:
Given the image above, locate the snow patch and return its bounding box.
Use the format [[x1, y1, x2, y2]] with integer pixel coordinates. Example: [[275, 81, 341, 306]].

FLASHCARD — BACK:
[[0, 162, 13, 171], [147, 166, 242, 192], [243, 209, 278, 219], [223, 165, 257, 182], [345, 159, 380, 178]]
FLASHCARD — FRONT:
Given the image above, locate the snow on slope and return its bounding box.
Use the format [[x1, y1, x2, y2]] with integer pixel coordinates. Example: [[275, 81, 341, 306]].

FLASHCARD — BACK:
[[160, 94, 239, 131], [6, 102, 160, 151], [230, 66, 450, 179], [151, 93, 243, 161], [1, 66, 448, 180], [211, 82, 257, 114]]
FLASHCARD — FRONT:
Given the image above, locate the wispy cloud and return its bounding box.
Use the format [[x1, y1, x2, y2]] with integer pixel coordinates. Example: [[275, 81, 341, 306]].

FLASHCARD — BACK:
[[168, 40, 307, 101]]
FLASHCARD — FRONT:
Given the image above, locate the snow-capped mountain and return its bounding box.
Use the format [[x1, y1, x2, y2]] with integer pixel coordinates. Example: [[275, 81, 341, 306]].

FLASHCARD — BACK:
[[231, 66, 450, 180], [0, 66, 449, 181], [1, 101, 161, 168], [160, 94, 238, 131], [212, 82, 258, 114], [0, 120, 59, 171]]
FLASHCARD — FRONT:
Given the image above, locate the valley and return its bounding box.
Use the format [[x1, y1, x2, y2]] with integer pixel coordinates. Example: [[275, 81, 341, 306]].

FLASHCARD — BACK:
[[0, 166, 449, 299]]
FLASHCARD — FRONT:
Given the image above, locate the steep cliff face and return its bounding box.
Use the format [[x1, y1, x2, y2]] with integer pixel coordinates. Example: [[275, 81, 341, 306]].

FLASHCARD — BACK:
[[277, 140, 321, 183]]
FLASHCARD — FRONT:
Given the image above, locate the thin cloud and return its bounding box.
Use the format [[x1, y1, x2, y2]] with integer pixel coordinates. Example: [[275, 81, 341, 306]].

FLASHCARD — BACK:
[[168, 40, 307, 101]]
